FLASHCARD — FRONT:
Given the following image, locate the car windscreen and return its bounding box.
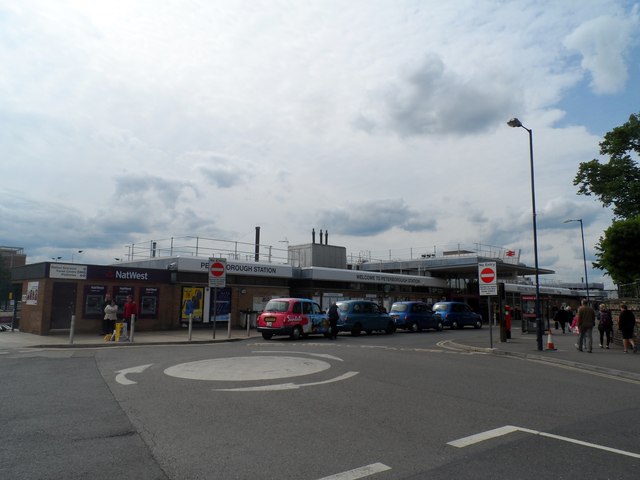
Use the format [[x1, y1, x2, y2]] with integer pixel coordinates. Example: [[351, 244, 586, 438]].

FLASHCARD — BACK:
[[432, 304, 448, 312], [390, 304, 408, 313], [263, 300, 290, 313]]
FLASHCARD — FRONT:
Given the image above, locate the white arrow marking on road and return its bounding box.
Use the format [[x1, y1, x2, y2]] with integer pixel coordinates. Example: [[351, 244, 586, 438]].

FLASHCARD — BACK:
[[316, 462, 391, 480], [115, 364, 153, 385], [214, 371, 359, 391], [448, 425, 640, 458]]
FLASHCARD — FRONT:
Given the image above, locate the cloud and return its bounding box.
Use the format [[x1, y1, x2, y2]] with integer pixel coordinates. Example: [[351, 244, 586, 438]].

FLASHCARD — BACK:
[[317, 199, 436, 236], [355, 53, 519, 137], [563, 6, 640, 94]]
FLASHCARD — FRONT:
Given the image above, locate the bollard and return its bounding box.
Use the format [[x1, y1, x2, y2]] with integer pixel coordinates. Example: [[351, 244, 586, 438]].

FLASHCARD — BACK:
[[69, 314, 76, 344], [188, 313, 193, 341], [130, 314, 135, 342]]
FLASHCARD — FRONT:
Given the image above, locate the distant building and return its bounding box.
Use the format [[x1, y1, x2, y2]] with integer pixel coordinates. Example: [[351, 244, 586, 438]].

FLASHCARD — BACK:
[[0, 246, 26, 269]]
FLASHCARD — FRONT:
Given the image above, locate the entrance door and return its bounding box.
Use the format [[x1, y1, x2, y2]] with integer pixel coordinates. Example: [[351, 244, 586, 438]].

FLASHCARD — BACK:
[[50, 282, 77, 330]]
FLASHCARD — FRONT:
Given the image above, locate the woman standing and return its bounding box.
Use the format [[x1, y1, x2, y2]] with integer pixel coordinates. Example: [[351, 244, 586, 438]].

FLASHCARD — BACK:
[[597, 303, 613, 349], [618, 304, 637, 354], [103, 299, 118, 336]]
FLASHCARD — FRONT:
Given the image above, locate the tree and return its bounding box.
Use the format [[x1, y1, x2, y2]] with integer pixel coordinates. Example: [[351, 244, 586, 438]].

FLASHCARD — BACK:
[[593, 217, 640, 285], [574, 112, 640, 219]]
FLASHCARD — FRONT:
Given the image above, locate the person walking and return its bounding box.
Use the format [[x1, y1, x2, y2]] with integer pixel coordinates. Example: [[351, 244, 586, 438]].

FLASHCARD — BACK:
[[575, 299, 596, 353], [597, 303, 613, 349], [103, 299, 118, 336], [327, 302, 339, 340], [618, 303, 637, 354]]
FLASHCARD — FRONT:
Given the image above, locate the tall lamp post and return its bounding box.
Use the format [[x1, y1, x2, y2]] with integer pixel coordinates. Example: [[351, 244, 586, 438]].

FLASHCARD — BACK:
[[508, 118, 543, 351], [564, 219, 589, 304]]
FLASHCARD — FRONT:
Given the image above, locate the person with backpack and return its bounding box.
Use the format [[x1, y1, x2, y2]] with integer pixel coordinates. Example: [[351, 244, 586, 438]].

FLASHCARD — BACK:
[[597, 303, 613, 349]]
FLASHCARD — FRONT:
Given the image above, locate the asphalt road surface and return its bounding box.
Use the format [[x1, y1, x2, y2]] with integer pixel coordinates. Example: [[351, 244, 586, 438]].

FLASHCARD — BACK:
[[2, 329, 639, 479]]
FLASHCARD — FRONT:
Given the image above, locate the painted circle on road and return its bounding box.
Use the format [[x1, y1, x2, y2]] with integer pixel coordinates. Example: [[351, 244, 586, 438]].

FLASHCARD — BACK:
[[164, 356, 330, 381]]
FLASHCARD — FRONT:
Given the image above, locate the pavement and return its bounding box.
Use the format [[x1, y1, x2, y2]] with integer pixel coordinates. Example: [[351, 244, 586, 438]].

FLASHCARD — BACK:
[[1, 320, 639, 382]]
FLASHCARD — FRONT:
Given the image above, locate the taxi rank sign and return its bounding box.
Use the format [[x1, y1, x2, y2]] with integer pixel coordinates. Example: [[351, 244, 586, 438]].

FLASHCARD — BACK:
[[478, 261, 497, 296], [209, 258, 227, 288]]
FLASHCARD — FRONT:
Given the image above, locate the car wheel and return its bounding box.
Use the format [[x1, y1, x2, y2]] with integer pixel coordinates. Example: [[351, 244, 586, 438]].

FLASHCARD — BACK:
[[474, 320, 482, 329], [290, 326, 302, 340], [365, 329, 372, 335], [410, 322, 419, 333], [386, 322, 396, 334], [261, 333, 273, 340], [452, 320, 460, 329], [436, 321, 443, 331], [351, 323, 362, 336]]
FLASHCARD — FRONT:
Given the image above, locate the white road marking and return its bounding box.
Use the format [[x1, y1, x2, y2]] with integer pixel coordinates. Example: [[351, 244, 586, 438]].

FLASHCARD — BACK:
[[214, 371, 359, 391], [164, 356, 331, 381], [253, 350, 344, 361], [115, 364, 153, 385], [448, 425, 640, 459], [316, 462, 391, 480]]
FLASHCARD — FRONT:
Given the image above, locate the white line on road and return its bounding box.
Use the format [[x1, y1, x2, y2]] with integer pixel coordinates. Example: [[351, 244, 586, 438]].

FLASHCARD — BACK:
[[316, 462, 391, 480], [252, 350, 344, 361], [115, 364, 153, 385], [214, 371, 359, 391], [448, 425, 640, 459]]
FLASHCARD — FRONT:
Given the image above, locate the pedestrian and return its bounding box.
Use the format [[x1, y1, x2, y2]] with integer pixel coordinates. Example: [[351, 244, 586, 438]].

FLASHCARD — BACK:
[[618, 304, 637, 354], [123, 295, 139, 332], [575, 299, 595, 353], [327, 302, 339, 339], [100, 293, 112, 335], [103, 299, 118, 336], [558, 306, 572, 334], [597, 303, 613, 349]]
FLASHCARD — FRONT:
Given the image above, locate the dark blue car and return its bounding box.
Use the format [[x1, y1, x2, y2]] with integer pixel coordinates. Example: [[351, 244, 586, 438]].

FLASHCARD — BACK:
[[432, 301, 483, 329], [336, 300, 396, 336], [389, 301, 443, 332]]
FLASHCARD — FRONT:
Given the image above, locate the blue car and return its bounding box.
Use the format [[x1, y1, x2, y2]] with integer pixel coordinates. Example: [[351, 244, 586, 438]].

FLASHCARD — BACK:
[[389, 301, 443, 332], [336, 300, 396, 336], [432, 302, 483, 329]]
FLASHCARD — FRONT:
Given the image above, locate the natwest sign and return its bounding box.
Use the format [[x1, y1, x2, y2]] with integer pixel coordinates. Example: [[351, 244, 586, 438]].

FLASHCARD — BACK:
[[86, 265, 170, 283]]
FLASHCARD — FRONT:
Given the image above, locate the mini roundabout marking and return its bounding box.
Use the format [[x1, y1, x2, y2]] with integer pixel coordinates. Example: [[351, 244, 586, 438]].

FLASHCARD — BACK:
[[163, 352, 358, 392]]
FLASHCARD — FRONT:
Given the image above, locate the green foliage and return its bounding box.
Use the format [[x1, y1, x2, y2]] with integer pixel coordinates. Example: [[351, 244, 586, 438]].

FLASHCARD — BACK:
[[574, 113, 640, 219], [593, 217, 640, 285]]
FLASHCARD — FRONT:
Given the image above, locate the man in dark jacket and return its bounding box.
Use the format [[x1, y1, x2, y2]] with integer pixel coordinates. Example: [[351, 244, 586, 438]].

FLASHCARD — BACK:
[[576, 299, 596, 352], [327, 303, 339, 340]]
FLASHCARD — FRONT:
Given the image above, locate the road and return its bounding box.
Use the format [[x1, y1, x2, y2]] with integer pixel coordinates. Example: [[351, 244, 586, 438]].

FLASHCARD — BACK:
[[2, 329, 639, 479]]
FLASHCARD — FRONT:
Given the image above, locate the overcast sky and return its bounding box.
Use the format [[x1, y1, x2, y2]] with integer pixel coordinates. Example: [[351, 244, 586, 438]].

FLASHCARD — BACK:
[[1, 0, 639, 289]]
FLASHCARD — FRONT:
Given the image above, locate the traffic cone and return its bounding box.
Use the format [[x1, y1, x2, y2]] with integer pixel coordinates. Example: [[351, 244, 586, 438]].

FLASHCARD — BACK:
[[545, 330, 556, 350]]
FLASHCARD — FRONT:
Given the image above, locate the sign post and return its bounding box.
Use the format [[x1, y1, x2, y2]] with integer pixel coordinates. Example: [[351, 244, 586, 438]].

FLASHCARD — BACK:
[[209, 258, 227, 339], [478, 262, 497, 348]]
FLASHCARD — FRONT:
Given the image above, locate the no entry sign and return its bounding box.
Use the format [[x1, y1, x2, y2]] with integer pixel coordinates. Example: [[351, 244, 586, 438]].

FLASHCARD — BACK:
[[209, 258, 227, 288], [478, 262, 497, 296]]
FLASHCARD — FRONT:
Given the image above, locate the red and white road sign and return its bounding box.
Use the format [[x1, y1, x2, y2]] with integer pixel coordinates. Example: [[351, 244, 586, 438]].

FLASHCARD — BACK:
[[209, 258, 227, 287], [478, 262, 497, 296], [480, 267, 496, 284]]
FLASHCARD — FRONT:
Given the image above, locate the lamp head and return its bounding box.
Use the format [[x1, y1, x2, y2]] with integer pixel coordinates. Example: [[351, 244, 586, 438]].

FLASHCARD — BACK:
[[507, 118, 523, 128]]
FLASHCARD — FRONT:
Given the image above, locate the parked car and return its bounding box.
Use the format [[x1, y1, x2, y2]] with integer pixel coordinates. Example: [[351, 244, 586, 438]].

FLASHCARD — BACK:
[[336, 300, 396, 336], [257, 298, 329, 340], [432, 302, 483, 329], [389, 301, 443, 332]]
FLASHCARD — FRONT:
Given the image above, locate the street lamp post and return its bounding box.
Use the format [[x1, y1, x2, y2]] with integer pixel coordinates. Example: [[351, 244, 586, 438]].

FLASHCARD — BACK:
[[564, 219, 589, 304], [508, 118, 543, 351], [71, 250, 84, 263]]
